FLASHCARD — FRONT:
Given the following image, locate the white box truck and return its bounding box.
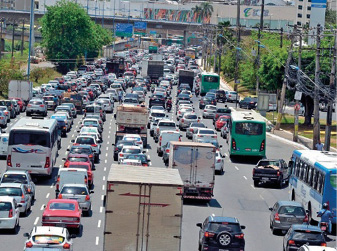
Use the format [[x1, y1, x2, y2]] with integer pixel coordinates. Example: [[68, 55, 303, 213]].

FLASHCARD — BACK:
[[168, 142, 216, 201], [8, 80, 33, 103], [104, 165, 183, 251]]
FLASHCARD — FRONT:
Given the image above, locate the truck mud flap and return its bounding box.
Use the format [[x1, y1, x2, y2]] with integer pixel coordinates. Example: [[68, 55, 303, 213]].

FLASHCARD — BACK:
[[183, 195, 212, 200]]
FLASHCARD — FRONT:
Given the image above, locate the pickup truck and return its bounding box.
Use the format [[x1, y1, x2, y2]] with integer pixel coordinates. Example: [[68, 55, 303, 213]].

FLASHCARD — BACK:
[[252, 159, 290, 188]]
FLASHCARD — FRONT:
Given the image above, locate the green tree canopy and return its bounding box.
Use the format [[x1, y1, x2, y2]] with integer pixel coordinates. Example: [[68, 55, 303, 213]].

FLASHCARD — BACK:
[[40, 0, 112, 73]]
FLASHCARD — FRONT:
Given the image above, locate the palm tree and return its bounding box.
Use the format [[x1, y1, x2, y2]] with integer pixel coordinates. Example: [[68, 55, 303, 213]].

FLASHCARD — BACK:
[[192, 5, 202, 22], [200, 2, 214, 23]]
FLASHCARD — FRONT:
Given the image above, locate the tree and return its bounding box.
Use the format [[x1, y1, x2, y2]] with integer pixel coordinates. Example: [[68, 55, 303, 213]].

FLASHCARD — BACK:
[[200, 2, 213, 23], [192, 5, 203, 23], [40, 0, 112, 73]]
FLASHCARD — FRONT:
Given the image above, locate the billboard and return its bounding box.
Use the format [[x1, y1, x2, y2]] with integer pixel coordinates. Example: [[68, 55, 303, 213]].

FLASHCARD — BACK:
[[308, 0, 327, 45], [134, 22, 147, 36], [143, 8, 208, 23], [115, 23, 133, 38]]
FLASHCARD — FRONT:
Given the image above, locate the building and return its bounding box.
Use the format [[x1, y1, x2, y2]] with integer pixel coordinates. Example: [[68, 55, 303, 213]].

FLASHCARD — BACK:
[[294, 0, 312, 27], [0, 0, 33, 10]]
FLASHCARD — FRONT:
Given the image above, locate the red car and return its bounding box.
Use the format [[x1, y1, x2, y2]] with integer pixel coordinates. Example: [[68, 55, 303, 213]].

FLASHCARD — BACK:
[[9, 97, 25, 112], [42, 199, 81, 232], [64, 153, 94, 170], [65, 162, 94, 188], [215, 115, 231, 131]]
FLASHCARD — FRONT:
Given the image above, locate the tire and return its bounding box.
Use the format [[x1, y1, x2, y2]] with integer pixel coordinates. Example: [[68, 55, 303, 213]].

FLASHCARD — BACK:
[[158, 151, 163, 157], [272, 227, 278, 235], [254, 180, 259, 187], [12, 220, 19, 234], [277, 179, 283, 189], [217, 232, 232, 248]]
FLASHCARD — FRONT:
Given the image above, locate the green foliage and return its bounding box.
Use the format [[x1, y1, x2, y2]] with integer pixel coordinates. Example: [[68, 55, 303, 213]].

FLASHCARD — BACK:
[[221, 49, 236, 79], [40, 0, 112, 73], [0, 60, 25, 95], [192, 1, 214, 23], [325, 9, 336, 27]]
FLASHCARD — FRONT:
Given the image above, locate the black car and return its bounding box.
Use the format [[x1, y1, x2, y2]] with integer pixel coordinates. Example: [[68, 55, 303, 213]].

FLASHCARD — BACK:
[[239, 97, 257, 109], [149, 92, 166, 108], [175, 94, 191, 105], [213, 107, 232, 124], [283, 224, 326, 251], [123, 154, 150, 166], [112, 140, 137, 161], [197, 216, 246, 251], [124, 93, 140, 103], [199, 96, 216, 109], [216, 90, 226, 103]]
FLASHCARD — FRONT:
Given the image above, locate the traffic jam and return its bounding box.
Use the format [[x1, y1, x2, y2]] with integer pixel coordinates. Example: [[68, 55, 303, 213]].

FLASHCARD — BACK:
[[0, 44, 336, 251]]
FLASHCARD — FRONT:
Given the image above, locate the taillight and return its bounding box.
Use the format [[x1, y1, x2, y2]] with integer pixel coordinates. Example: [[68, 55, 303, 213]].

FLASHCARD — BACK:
[[156, 128, 159, 133], [321, 243, 327, 247], [89, 154, 93, 158], [7, 155, 12, 167], [260, 140, 265, 152], [58, 194, 62, 199], [204, 232, 215, 238], [25, 241, 33, 248], [142, 163, 148, 166], [190, 129, 194, 132], [235, 233, 244, 239], [178, 137, 181, 142], [119, 153, 124, 157], [181, 119, 184, 123], [44, 157, 50, 168], [64, 161, 69, 167], [21, 194, 25, 203], [232, 138, 236, 150], [303, 214, 309, 222], [274, 213, 280, 222], [165, 149, 170, 153], [91, 144, 97, 147], [277, 171, 280, 176], [40, 105, 45, 107], [85, 195, 90, 201], [204, 109, 206, 112], [8, 209, 13, 218], [288, 240, 295, 245]]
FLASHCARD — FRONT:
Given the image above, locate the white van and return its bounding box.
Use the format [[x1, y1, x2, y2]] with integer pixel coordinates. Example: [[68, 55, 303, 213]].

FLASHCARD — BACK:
[[0, 133, 9, 157], [157, 130, 181, 156]]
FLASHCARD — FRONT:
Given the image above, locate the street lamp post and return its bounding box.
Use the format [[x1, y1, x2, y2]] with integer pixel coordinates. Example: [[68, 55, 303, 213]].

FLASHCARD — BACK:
[[27, 0, 34, 80]]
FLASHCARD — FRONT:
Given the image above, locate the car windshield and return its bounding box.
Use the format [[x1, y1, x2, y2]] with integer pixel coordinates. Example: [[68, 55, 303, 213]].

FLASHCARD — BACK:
[[151, 113, 165, 118], [49, 202, 75, 211], [151, 106, 164, 111], [61, 186, 88, 195], [76, 137, 94, 144], [185, 114, 197, 119], [159, 122, 175, 127], [0, 202, 12, 211], [68, 164, 89, 170], [191, 123, 205, 128], [33, 235, 65, 245], [259, 160, 280, 166], [292, 230, 324, 241], [0, 187, 22, 196], [68, 157, 88, 162], [123, 149, 141, 154], [206, 106, 216, 110], [70, 147, 92, 155], [1, 174, 27, 184], [199, 130, 215, 135], [235, 122, 263, 135], [208, 223, 241, 233], [30, 101, 43, 105], [279, 206, 305, 216]]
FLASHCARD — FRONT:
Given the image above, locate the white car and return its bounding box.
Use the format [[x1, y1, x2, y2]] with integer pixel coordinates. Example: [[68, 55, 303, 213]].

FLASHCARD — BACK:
[[118, 146, 143, 163], [73, 136, 100, 162], [177, 107, 194, 120], [23, 226, 74, 250], [193, 128, 219, 147], [94, 68, 103, 76], [215, 151, 225, 174], [149, 106, 165, 113], [122, 134, 143, 150], [0, 196, 21, 232]]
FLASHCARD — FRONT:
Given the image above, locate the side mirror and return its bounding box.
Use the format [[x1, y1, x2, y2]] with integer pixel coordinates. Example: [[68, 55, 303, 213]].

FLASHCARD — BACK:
[[23, 233, 30, 238], [219, 145, 223, 148], [71, 139, 75, 143], [241, 225, 246, 230], [17, 204, 22, 208], [288, 160, 293, 168], [268, 207, 273, 211], [142, 151, 146, 154], [77, 130, 80, 133], [90, 190, 95, 194], [196, 223, 202, 228]]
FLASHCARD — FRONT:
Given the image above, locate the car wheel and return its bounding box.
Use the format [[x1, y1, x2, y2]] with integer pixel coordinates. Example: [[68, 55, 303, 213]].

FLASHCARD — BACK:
[[272, 227, 278, 235], [277, 179, 283, 189], [217, 231, 232, 248], [254, 180, 259, 187], [12, 220, 19, 234]]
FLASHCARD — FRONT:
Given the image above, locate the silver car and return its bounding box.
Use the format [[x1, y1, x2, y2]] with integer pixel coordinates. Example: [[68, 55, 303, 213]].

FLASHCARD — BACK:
[[0, 106, 10, 123], [178, 113, 199, 130], [0, 111, 7, 128], [58, 184, 93, 216], [26, 98, 48, 116], [202, 105, 217, 119], [225, 90, 239, 102], [177, 107, 194, 121], [0, 183, 32, 216], [186, 122, 206, 139]]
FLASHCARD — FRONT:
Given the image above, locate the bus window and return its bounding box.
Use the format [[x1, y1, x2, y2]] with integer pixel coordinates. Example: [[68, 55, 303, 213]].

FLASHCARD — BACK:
[[235, 123, 263, 136], [10, 131, 50, 148], [307, 166, 313, 186], [312, 169, 318, 190], [204, 76, 219, 83], [330, 174, 337, 190], [303, 163, 309, 183], [317, 172, 325, 194]]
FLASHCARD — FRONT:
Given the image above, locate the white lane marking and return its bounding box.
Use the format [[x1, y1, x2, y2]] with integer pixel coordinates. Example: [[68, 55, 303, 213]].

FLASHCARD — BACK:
[[105, 159, 107, 163], [40, 204, 45, 210], [104, 167, 106, 171], [107, 141, 109, 145], [224, 153, 228, 157], [34, 217, 39, 225], [72, 134, 74, 138], [100, 206, 103, 213], [97, 220, 101, 228], [109, 131, 111, 134], [105, 153, 108, 157], [75, 125, 78, 128], [103, 176, 105, 181], [46, 193, 50, 198], [243, 176, 247, 180], [251, 184, 256, 190], [259, 194, 264, 200], [106, 147, 109, 151], [95, 237, 99, 245], [102, 185, 105, 190], [101, 195, 104, 201], [235, 166, 239, 170], [50, 184, 54, 188], [109, 126, 111, 129], [108, 135, 110, 139]]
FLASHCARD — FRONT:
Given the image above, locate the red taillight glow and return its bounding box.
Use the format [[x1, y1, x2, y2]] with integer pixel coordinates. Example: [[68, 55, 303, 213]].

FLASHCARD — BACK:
[[91, 144, 97, 147], [63, 243, 71, 249], [321, 243, 327, 247], [7, 155, 12, 167], [40, 105, 45, 107], [64, 161, 69, 167], [8, 209, 13, 218], [89, 154, 93, 158], [44, 157, 50, 168], [303, 214, 309, 222], [260, 140, 265, 152], [21, 194, 25, 203], [85, 195, 90, 201], [274, 213, 280, 221], [288, 240, 295, 245], [181, 119, 184, 123], [235, 233, 244, 239], [58, 194, 62, 199], [232, 139, 236, 150], [204, 232, 215, 238], [25, 242, 33, 248], [165, 149, 170, 153]]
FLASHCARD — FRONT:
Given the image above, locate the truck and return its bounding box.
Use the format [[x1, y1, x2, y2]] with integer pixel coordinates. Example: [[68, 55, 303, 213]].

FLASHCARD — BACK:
[[61, 92, 83, 113], [142, 60, 164, 83], [115, 105, 148, 147], [104, 165, 183, 251], [8, 80, 33, 104], [149, 45, 158, 53], [106, 56, 125, 77], [178, 70, 195, 90], [252, 159, 290, 188], [168, 142, 216, 201]]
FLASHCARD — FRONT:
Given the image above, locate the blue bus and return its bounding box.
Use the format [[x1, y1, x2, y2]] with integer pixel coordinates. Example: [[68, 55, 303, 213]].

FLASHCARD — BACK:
[[289, 150, 337, 226]]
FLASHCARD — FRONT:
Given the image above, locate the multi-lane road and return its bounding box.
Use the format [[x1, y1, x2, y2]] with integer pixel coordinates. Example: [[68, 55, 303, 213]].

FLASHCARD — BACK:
[[0, 85, 335, 251]]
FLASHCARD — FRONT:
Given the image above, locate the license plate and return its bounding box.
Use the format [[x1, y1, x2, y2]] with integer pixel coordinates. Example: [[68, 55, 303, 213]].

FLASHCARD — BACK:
[[58, 223, 66, 227], [321, 226, 327, 230], [219, 249, 229, 251], [287, 218, 297, 222], [262, 177, 269, 181], [245, 148, 252, 151]]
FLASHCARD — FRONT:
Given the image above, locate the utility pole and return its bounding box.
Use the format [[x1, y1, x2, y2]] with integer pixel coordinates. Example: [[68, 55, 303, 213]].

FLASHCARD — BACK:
[[275, 25, 297, 130], [313, 24, 321, 149], [218, 40, 222, 76], [27, 0, 35, 81], [11, 20, 15, 58], [234, 0, 241, 101], [280, 27, 283, 48], [213, 28, 217, 73], [21, 19, 25, 56], [324, 29, 336, 151], [294, 33, 302, 142], [256, 0, 265, 96]]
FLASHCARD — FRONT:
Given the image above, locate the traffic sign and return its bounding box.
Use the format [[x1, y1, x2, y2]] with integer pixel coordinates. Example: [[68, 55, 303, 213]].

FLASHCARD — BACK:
[[294, 103, 301, 111], [294, 91, 302, 101]]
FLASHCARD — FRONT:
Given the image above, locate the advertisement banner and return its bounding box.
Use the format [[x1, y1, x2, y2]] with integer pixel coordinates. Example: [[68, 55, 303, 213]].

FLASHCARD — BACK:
[[143, 8, 208, 23], [134, 22, 147, 35], [115, 23, 133, 38]]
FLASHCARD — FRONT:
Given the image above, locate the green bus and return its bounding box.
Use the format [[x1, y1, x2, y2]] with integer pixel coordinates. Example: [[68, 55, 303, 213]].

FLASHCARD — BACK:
[[201, 73, 220, 95], [228, 111, 266, 158]]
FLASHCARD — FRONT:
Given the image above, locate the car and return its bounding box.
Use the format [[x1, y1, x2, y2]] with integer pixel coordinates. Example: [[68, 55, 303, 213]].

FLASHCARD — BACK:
[[298, 245, 337, 251], [215, 115, 231, 131], [9, 97, 25, 112], [72, 136, 100, 163], [0, 183, 32, 216], [0, 170, 36, 201], [81, 118, 103, 133], [121, 154, 150, 167], [55, 110, 73, 126], [51, 113, 71, 136], [153, 120, 178, 142], [112, 140, 137, 161], [42, 199, 82, 233], [63, 153, 94, 170], [269, 201, 308, 234], [148, 110, 167, 128], [186, 122, 207, 139], [95, 98, 114, 113], [225, 91, 239, 102], [213, 107, 232, 124], [0, 100, 16, 118], [215, 151, 225, 174], [26, 98, 48, 116], [176, 93, 191, 105], [23, 226, 75, 250], [177, 107, 194, 121], [67, 145, 95, 168], [65, 162, 94, 188], [55, 105, 73, 119], [197, 216, 246, 251], [0, 196, 21, 233], [239, 97, 258, 109], [216, 90, 226, 102], [149, 92, 166, 108], [149, 106, 165, 113], [10, 99, 20, 115], [118, 146, 143, 163], [199, 96, 216, 109], [85, 104, 106, 122], [283, 225, 326, 251], [57, 184, 94, 216], [85, 113, 104, 126], [79, 126, 102, 141], [179, 113, 199, 130], [0, 106, 10, 122], [202, 105, 217, 119], [106, 88, 118, 101], [193, 128, 219, 147], [162, 142, 171, 166], [122, 134, 143, 150], [0, 111, 7, 128], [149, 119, 161, 137], [220, 123, 230, 140]]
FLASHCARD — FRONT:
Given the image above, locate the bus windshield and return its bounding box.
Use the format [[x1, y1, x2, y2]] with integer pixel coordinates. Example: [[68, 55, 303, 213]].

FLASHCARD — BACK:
[[9, 130, 50, 147], [235, 122, 263, 135], [204, 76, 219, 83]]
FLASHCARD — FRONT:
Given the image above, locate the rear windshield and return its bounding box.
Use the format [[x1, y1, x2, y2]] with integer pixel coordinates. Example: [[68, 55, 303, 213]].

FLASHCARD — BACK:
[[9, 130, 50, 147], [33, 235, 65, 245], [83, 121, 98, 126], [29, 101, 43, 105], [68, 164, 89, 170], [124, 99, 138, 103], [60, 186, 88, 195], [70, 147, 92, 154], [185, 114, 197, 119], [86, 106, 99, 113], [117, 141, 135, 147], [159, 122, 175, 127], [199, 130, 215, 135], [76, 137, 94, 145], [191, 123, 205, 128], [151, 113, 165, 118], [123, 149, 141, 154], [217, 108, 231, 114], [1, 174, 27, 184], [49, 202, 75, 211], [68, 157, 88, 162], [235, 122, 263, 135], [208, 223, 241, 233], [0, 202, 12, 211], [292, 231, 324, 241], [0, 187, 22, 196], [279, 206, 305, 216]]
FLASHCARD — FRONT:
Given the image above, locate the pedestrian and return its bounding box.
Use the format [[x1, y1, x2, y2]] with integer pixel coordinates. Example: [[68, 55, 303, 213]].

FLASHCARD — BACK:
[[315, 140, 324, 151], [118, 90, 123, 104]]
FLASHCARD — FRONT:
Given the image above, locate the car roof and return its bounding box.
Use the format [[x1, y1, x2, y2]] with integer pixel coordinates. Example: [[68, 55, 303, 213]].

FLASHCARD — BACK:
[[208, 216, 239, 224], [48, 199, 78, 204], [0, 196, 15, 202], [32, 226, 67, 236], [291, 224, 322, 232], [3, 170, 29, 175], [122, 145, 141, 150], [277, 201, 304, 207], [0, 183, 23, 188], [68, 153, 90, 158], [61, 183, 87, 188]]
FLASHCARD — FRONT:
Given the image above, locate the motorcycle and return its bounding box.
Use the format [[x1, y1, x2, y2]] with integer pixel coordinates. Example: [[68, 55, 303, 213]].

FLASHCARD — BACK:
[[195, 89, 200, 97], [319, 221, 329, 237], [166, 103, 172, 112]]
